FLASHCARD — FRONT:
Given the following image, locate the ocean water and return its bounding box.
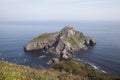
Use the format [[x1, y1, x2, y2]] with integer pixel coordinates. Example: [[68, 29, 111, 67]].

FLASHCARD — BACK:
[[0, 21, 120, 76]]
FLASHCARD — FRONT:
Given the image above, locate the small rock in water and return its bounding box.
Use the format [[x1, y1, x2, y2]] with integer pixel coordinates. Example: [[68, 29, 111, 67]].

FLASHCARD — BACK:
[[51, 47, 54, 49], [52, 58, 59, 63], [62, 53, 69, 59], [42, 50, 45, 53], [47, 60, 53, 65], [19, 53, 22, 57], [14, 58, 16, 61], [39, 55, 46, 59], [72, 54, 76, 57], [2, 57, 4, 60], [46, 52, 48, 54], [47, 58, 59, 65], [24, 58, 27, 62]]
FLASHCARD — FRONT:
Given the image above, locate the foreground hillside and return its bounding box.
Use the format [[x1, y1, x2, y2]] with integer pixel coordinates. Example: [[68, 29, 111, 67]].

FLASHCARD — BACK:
[[0, 60, 119, 80]]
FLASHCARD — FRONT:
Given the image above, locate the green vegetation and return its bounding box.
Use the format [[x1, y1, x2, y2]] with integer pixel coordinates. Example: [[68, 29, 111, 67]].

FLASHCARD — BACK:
[[0, 60, 119, 80], [31, 33, 53, 42], [52, 59, 120, 80], [68, 34, 84, 48], [0, 61, 61, 80]]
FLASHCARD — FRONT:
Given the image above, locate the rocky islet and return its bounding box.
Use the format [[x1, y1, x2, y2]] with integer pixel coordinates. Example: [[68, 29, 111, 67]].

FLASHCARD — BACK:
[[24, 26, 96, 61]]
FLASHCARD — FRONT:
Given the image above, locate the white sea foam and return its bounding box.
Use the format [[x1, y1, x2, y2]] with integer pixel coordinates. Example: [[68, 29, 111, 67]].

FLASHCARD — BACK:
[[100, 70, 107, 73], [73, 58, 107, 73], [84, 61, 98, 70], [88, 62, 99, 70], [73, 58, 84, 62], [84, 61, 107, 73]]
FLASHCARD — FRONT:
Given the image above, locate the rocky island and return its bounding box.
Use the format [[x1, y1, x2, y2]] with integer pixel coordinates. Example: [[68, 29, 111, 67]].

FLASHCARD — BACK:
[[24, 26, 96, 61]]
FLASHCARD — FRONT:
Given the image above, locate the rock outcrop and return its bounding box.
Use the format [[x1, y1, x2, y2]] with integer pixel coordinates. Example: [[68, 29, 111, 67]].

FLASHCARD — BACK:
[[24, 26, 96, 60]]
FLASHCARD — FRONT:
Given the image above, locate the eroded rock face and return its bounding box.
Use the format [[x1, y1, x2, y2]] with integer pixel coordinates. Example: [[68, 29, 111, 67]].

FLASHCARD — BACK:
[[24, 26, 96, 60]]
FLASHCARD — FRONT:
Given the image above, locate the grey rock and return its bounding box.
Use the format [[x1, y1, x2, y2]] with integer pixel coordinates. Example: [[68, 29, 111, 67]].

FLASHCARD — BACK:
[[39, 55, 46, 59], [47, 58, 59, 65]]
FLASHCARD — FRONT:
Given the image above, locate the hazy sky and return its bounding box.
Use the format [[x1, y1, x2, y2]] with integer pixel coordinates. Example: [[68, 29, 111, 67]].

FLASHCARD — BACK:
[[0, 0, 120, 21]]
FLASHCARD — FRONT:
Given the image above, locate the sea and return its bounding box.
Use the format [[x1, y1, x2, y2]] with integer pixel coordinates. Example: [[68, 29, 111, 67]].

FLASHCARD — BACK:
[[0, 21, 120, 76]]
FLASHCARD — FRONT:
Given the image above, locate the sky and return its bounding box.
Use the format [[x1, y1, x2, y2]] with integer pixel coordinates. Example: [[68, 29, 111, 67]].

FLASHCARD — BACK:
[[0, 0, 120, 21]]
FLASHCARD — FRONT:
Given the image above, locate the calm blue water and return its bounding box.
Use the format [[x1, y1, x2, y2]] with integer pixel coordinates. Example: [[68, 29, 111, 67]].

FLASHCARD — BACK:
[[0, 21, 120, 76]]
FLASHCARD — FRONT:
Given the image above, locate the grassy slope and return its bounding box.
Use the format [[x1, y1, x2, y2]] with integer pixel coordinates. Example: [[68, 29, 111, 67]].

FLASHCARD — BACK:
[[0, 60, 119, 80], [31, 33, 53, 42], [68, 34, 84, 48]]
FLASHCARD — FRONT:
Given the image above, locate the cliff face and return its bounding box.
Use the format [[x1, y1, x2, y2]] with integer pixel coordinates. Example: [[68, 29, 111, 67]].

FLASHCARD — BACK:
[[24, 26, 96, 59]]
